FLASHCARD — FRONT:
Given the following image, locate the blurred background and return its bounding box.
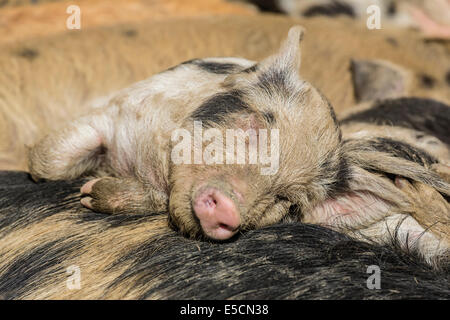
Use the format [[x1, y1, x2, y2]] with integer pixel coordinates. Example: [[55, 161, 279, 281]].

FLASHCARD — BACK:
[[0, 0, 449, 171], [2, 0, 449, 44]]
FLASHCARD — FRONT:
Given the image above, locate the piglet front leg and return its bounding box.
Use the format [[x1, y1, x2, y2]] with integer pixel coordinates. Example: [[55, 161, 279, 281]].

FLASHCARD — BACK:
[[80, 177, 168, 214]]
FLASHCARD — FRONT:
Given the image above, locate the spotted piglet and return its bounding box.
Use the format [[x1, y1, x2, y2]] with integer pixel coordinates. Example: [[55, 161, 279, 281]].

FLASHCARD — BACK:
[[29, 27, 450, 267]]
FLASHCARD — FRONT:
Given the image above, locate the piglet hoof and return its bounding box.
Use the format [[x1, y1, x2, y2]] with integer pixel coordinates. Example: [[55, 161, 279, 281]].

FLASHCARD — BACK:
[[395, 177, 441, 204], [431, 163, 450, 184], [395, 177, 450, 242], [80, 177, 137, 215]]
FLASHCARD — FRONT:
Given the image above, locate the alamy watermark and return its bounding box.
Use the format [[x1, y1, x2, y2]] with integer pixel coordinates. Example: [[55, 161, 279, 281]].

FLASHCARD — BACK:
[[366, 265, 381, 289], [66, 265, 81, 290], [66, 5, 81, 30], [367, 5, 381, 30], [170, 121, 280, 175]]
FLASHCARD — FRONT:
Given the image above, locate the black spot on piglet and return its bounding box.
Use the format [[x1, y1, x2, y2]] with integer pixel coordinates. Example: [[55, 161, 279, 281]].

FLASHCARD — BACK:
[[367, 137, 438, 167], [262, 111, 275, 124], [191, 90, 249, 125], [194, 61, 239, 74], [242, 64, 258, 74]]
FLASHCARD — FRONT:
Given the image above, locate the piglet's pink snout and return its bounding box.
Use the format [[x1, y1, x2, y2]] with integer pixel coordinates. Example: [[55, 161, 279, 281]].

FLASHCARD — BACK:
[[193, 187, 240, 240]]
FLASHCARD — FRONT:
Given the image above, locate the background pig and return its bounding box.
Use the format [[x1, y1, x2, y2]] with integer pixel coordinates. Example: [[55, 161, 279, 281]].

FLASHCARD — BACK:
[[241, 0, 450, 39], [333, 59, 450, 255], [0, 171, 449, 299]]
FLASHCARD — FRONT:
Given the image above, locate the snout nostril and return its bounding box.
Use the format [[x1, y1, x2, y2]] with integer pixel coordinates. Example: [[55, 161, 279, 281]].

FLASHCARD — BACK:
[[204, 197, 216, 208], [219, 223, 237, 232], [219, 223, 228, 229]]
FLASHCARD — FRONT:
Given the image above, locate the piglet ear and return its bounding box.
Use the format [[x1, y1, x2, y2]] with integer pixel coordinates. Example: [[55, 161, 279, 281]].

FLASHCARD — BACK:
[[279, 26, 304, 71], [350, 59, 411, 103], [223, 26, 304, 87], [261, 25, 305, 73]]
